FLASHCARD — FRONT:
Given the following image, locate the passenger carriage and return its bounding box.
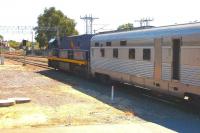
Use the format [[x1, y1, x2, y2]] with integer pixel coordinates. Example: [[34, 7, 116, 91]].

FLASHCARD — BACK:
[[90, 23, 200, 100]]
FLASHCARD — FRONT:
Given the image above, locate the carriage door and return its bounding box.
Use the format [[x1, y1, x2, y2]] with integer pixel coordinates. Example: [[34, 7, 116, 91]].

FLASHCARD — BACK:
[[154, 38, 162, 80], [172, 38, 181, 80]]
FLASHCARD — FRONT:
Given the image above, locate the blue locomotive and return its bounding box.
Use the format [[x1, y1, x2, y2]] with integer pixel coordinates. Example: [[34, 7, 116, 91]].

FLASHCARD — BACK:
[[48, 34, 93, 75]]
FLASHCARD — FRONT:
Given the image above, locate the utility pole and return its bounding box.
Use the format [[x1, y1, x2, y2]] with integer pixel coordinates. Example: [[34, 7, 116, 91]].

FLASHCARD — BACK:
[[80, 14, 99, 34], [56, 27, 61, 48], [135, 18, 154, 27], [31, 31, 34, 55], [22, 40, 27, 66], [0, 39, 2, 65]]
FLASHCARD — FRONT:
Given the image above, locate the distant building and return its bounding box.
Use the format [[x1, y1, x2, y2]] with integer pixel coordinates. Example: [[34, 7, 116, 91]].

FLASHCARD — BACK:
[[0, 41, 9, 47], [3, 41, 9, 47]]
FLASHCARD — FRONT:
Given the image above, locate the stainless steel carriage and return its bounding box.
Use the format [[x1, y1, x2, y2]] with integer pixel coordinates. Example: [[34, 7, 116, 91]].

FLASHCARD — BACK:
[[90, 23, 200, 99]]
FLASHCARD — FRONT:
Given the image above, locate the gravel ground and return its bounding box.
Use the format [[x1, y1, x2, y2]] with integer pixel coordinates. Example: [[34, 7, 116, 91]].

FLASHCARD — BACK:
[[0, 58, 200, 133], [40, 69, 200, 133], [0, 59, 143, 129]]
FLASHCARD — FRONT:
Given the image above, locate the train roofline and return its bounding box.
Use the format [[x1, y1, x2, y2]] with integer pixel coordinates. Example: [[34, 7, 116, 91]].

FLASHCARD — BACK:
[[91, 22, 200, 42]]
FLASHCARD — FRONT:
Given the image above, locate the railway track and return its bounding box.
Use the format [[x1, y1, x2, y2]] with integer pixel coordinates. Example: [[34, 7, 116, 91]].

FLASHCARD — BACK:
[[4, 54, 49, 69], [3, 54, 200, 114], [112, 82, 200, 114]]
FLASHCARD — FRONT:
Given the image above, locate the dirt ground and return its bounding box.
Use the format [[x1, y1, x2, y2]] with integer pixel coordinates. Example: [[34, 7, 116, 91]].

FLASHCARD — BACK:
[[0, 59, 142, 128], [1, 58, 200, 133]]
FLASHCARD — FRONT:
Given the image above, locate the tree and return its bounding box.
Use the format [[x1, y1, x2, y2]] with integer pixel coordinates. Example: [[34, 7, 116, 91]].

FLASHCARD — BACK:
[[0, 35, 3, 40], [8, 40, 20, 49], [117, 23, 134, 31], [35, 7, 78, 48]]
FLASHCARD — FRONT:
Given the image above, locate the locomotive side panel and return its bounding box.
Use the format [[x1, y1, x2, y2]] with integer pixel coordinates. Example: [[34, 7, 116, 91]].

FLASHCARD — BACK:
[[48, 34, 92, 76]]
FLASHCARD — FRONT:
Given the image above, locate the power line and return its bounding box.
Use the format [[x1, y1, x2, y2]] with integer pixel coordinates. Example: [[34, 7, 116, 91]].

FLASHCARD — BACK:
[[0, 26, 59, 44], [0, 26, 60, 41], [80, 14, 99, 34], [93, 24, 109, 34], [0, 26, 58, 34]]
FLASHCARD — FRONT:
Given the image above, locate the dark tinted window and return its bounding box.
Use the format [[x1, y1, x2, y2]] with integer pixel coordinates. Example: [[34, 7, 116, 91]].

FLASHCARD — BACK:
[[95, 42, 99, 47], [129, 49, 135, 59], [106, 42, 111, 46], [113, 49, 118, 58], [143, 49, 151, 60], [120, 41, 127, 46], [100, 48, 105, 57]]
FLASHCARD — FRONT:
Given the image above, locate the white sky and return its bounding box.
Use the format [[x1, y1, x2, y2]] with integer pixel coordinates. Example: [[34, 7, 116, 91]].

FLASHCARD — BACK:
[[0, 0, 200, 41]]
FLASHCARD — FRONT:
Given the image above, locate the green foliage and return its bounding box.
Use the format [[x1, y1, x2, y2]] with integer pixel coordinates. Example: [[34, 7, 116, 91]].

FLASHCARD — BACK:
[[26, 41, 40, 49], [35, 7, 78, 48], [9, 40, 35, 49], [33, 42, 40, 49], [0, 35, 3, 40], [117, 23, 134, 31], [26, 41, 33, 47], [8, 40, 20, 49]]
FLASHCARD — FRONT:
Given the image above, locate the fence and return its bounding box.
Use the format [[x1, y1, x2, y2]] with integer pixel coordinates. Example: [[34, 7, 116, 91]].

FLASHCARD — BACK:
[[26, 49, 49, 57]]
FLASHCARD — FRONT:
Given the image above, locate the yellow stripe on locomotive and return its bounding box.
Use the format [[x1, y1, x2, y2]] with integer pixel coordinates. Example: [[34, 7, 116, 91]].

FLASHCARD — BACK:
[[48, 57, 87, 65]]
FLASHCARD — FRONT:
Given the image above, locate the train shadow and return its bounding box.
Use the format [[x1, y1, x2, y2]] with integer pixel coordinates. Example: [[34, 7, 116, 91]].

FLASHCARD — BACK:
[[38, 69, 200, 133]]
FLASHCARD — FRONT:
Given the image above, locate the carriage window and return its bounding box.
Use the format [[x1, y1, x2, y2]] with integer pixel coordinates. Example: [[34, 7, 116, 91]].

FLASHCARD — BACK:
[[106, 42, 112, 46], [129, 49, 135, 59], [120, 41, 127, 46], [100, 48, 105, 57], [95, 42, 99, 47], [113, 48, 118, 58], [143, 49, 151, 60]]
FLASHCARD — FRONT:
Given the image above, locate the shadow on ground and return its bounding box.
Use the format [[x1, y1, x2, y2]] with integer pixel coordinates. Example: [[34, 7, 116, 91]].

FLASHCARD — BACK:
[[38, 69, 200, 133]]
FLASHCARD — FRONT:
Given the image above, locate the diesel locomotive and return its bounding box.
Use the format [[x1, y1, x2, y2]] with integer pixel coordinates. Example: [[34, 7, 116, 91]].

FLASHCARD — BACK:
[[48, 23, 200, 102]]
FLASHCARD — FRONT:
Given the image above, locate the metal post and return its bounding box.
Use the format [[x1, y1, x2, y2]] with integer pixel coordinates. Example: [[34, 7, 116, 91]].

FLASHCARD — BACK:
[[31, 31, 34, 55], [0, 39, 4, 65], [0, 40, 2, 64], [0, 56, 4, 65], [86, 50, 90, 79], [80, 14, 99, 34], [23, 50, 26, 66], [111, 85, 114, 101]]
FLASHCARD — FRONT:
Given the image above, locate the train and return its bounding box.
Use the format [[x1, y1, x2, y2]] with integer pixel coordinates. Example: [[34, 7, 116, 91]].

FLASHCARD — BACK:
[[48, 23, 200, 102], [48, 34, 92, 76]]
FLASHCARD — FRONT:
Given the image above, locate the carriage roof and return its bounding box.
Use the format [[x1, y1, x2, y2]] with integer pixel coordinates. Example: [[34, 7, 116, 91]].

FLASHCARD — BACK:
[[91, 23, 200, 42]]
